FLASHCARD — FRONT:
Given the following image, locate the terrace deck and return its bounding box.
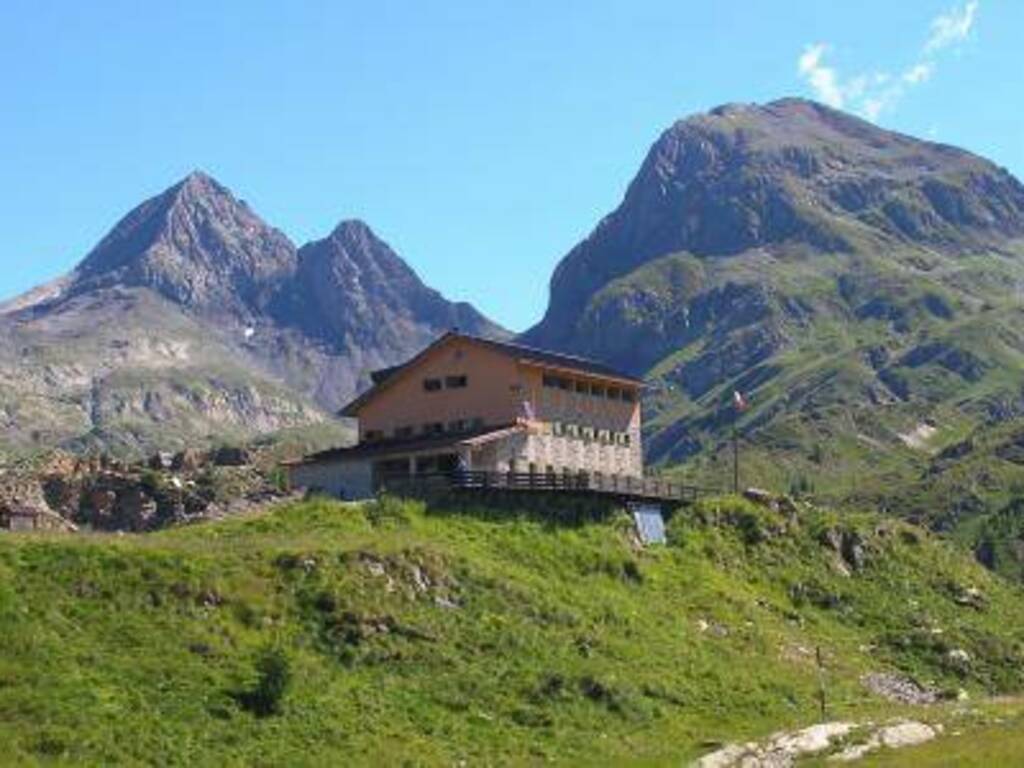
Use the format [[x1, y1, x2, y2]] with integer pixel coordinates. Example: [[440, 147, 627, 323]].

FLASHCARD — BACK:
[[378, 470, 702, 505]]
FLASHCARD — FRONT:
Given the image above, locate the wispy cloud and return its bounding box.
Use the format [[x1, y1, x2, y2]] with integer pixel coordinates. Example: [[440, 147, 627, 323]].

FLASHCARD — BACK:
[[797, 44, 843, 108], [796, 1, 978, 121], [902, 63, 933, 85], [925, 0, 979, 52]]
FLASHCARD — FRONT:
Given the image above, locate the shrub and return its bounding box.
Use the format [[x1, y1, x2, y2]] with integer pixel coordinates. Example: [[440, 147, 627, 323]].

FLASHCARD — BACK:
[[364, 495, 417, 527], [268, 466, 289, 494], [238, 645, 292, 717]]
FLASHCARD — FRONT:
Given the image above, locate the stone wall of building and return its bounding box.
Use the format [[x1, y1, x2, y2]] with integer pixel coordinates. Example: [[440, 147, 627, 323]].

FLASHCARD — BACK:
[[469, 428, 641, 478], [520, 430, 642, 479], [289, 458, 374, 500]]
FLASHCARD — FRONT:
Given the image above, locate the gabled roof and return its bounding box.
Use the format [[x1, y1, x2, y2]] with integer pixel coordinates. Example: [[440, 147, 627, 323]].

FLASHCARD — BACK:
[[468, 333, 643, 382], [339, 331, 642, 417]]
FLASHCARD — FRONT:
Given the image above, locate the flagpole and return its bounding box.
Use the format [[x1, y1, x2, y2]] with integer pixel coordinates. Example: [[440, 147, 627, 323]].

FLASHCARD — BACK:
[[732, 416, 739, 495], [731, 390, 747, 496]]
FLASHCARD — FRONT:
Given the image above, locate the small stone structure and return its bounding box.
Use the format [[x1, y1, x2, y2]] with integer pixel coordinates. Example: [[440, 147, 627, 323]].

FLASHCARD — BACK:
[[0, 502, 76, 532]]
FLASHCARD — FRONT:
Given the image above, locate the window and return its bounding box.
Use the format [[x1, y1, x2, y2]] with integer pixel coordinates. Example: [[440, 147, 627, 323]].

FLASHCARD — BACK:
[[445, 374, 468, 389], [590, 384, 606, 398], [581, 426, 595, 442], [575, 381, 590, 394], [448, 419, 467, 433], [394, 426, 414, 439], [617, 433, 632, 447], [364, 429, 384, 442], [422, 422, 444, 435], [543, 373, 572, 390], [423, 378, 442, 392], [565, 423, 580, 438], [598, 429, 611, 443], [607, 386, 621, 400], [551, 421, 565, 436], [622, 389, 636, 403], [469, 416, 485, 430]]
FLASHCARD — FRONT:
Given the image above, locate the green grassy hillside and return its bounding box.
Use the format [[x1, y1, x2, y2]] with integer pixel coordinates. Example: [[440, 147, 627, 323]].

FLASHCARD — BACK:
[[2, 496, 1024, 765], [635, 243, 1024, 571]]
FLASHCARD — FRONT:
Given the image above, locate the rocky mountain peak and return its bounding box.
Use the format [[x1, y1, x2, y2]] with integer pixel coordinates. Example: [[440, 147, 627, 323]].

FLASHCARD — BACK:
[[283, 220, 504, 351], [168, 170, 243, 212], [328, 217, 375, 241], [304, 219, 411, 281], [526, 97, 1024, 350], [70, 172, 297, 317]]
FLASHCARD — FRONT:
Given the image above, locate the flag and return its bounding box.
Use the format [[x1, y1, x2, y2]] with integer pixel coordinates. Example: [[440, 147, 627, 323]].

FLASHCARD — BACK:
[[733, 390, 750, 412]]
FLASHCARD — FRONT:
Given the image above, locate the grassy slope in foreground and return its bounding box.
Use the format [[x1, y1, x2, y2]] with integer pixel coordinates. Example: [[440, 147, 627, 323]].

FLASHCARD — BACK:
[[2, 496, 1024, 765]]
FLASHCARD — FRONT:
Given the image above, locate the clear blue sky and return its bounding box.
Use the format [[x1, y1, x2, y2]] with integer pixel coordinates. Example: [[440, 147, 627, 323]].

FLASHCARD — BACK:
[[2, 1, 1021, 331]]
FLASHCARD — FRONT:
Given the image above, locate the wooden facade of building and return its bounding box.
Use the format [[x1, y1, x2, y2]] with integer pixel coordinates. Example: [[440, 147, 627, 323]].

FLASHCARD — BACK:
[[289, 332, 647, 500]]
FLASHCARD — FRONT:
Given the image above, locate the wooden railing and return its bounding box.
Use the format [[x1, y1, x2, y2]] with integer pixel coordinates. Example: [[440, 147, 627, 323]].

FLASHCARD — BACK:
[[377, 470, 701, 503]]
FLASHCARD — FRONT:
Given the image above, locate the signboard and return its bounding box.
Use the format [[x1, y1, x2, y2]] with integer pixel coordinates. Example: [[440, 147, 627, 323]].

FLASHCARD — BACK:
[[632, 505, 666, 545]]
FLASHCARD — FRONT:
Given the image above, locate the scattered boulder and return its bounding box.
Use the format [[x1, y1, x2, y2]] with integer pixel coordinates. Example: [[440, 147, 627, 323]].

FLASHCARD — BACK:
[[830, 721, 938, 762], [861, 672, 939, 705], [819, 526, 870, 572], [114, 487, 159, 531], [840, 531, 866, 571], [89, 488, 117, 517], [697, 719, 940, 767], [171, 449, 202, 472], [212, 446, 251, 467], [974, 539, 996, 570], [952, 585, 986, 610], [696, 618, 730, 637], [945, 648, 971, 671], [743, 487, 777, 509], [819, 527, 843, 553], [695, 722, 857, 767], [148, 452, 174, 470]]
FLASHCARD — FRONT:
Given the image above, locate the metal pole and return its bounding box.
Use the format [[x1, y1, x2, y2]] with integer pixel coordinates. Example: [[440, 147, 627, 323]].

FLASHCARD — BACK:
[[732, 419, 739, 495]]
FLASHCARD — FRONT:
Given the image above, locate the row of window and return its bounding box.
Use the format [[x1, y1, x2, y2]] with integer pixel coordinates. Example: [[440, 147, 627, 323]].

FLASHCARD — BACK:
[[364, 417, 485, 443], [549, 421, 632, 446], [541, 374, 636, 402], [365, 418, 632, 446], [423, 374, 467, 392]]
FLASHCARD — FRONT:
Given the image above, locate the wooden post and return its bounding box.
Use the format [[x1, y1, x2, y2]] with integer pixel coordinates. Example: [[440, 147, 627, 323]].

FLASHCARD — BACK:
[[815, 645, 827, 720]]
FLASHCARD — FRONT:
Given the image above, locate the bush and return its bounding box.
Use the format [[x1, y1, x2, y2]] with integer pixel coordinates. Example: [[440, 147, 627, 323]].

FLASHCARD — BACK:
[[364, 495, 417, 527], [268, 466, 289, 494], [238, 646, 292, 717]]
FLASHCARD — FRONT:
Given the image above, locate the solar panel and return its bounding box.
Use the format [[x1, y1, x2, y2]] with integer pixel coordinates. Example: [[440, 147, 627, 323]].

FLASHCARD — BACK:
[[632, 505, 666, 545]]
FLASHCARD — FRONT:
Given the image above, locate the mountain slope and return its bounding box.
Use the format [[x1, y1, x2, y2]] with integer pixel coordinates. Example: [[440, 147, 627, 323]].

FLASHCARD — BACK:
[[523, 98, 1024, 527], [0, 173, 505, 455]]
